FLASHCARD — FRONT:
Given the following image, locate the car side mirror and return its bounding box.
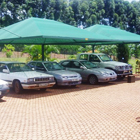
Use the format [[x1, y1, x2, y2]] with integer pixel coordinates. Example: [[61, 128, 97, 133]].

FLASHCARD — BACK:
[[3, 69, 10, 74], [80, 66, 86, 70]]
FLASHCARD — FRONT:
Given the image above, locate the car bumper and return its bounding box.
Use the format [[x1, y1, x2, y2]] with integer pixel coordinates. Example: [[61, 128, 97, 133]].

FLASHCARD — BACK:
[[116, 70, 132, 76], [57, 78, 82, 86], [0, 87, 10, 98], [21, 82, 56, 89], [98, 76, 117, 82]]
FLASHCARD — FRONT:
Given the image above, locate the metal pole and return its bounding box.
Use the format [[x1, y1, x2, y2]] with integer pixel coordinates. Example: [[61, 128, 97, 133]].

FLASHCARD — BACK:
[[92, 45, 95, 53], [42, 44, 44, 61]]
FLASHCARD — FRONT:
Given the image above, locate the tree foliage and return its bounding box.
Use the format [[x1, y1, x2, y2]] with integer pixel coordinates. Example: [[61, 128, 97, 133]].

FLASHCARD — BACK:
[[117, 44, 130, 63], [0, 0, 140, 34]]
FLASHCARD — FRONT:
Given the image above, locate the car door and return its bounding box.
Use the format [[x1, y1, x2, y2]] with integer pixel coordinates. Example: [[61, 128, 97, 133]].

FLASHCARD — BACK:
[[0, 64, 10, 82], [68, 61, 88, 80], [89, 54, 101, 67]]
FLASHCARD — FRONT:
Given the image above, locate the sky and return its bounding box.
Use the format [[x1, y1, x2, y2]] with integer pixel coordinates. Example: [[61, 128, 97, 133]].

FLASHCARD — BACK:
[[124, 0, 139, 2]]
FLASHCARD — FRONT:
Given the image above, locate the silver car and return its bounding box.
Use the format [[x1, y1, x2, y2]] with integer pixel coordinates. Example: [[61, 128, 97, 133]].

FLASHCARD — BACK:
[[28, 61, 82, 86], [59, 60, 117, 85], [0, 79, 9, 99]]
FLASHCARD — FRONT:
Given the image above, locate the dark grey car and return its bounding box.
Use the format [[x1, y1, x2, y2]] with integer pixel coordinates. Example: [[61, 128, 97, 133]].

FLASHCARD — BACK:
[[28, 61, 82, 86]]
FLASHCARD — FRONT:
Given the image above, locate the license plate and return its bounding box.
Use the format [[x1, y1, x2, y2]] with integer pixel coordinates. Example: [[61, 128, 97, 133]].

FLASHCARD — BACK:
[[39, 83, 48, 87], [72, 79, 78, 81]]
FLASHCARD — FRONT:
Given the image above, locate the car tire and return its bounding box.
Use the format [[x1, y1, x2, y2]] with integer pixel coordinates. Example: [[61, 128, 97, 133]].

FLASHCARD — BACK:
[[88, 75, 98, 85], [14, 80, 23, 94], [0, 95, 3, 99]]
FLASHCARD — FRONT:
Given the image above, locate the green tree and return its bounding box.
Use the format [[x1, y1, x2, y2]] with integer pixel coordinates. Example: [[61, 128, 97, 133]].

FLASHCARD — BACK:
[[2, 44, 15, 58], [117, 44, 130, 63], [23, 45, 59, 61], [96, 45, 117, 58]]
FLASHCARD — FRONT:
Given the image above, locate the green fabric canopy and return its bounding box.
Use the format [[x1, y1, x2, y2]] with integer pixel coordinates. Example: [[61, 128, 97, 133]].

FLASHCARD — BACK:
[[0, 18, 113, 45], [85, 24, 140, 45]]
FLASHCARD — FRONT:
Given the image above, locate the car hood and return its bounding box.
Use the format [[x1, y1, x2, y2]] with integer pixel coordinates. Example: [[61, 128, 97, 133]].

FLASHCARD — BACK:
[[48, 70, 79, 76], [102, 61, 129, 66], [14, 71, 53, 78], [90, 68, 114, 73]]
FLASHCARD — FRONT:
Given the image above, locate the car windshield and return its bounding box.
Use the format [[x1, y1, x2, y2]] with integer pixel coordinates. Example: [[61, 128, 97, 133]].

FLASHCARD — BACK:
[[44, 62, 63, 71], [7, 63, 32, 72], [98, 55, 112, 62], [80, 61, 98, 69]]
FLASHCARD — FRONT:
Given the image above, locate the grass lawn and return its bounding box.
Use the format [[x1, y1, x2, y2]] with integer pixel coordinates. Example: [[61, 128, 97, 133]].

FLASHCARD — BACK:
[[0, 57, 27, 62], [128, 58, 136, 74]]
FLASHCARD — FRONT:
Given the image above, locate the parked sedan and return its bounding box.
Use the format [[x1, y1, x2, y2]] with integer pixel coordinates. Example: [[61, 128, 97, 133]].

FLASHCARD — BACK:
[[0, 79, 9, 99], [59, 60, 117, 85], [0, 62, 55, 94], [27, 61, 82, 86]]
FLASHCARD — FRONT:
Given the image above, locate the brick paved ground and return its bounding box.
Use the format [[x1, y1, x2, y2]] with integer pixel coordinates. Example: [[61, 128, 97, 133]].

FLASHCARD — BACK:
[[1, 77, 140, 140]]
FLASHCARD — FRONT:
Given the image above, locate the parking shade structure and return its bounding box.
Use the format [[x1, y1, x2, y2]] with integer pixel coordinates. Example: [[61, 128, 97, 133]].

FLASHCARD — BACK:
[[85, 24, 140, 45], [0, 17, 113, 45]]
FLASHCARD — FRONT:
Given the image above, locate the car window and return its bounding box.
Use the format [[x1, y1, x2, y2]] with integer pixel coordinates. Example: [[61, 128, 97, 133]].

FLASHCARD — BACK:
[[71, 61, 81, 68], [80, 61, 97, 69], [98, 55, 112, 62], [36, 63, 46, 71], [89, 55, 100, 62], [61, 61, 71, 68], [28, 62, 36, 68], [0, 64, 7, 72], [44, 62, 63, 71], [79, 54, 88, 60], [7, 63, 32, 72]]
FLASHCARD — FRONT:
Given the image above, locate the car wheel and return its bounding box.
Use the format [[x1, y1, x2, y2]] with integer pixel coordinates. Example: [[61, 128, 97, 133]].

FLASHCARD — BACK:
[[88, 75, 98, 85], [0, 96, 3, 99], [14, 80, 23, 94], [40, 88, 47, 92]]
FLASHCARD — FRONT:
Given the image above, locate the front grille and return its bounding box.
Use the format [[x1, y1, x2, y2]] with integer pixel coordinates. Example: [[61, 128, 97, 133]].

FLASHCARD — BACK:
[[35, 77, 50, 82], [68, 76, 78, 78]]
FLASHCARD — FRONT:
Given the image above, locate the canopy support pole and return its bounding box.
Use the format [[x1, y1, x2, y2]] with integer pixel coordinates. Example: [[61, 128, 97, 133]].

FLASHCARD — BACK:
[[92, 45, 95, 53], [42, 44, 44, 61]]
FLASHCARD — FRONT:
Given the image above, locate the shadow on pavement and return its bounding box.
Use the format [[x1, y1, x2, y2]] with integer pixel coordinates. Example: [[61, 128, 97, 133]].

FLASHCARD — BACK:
[[5, 76, 140, 100]]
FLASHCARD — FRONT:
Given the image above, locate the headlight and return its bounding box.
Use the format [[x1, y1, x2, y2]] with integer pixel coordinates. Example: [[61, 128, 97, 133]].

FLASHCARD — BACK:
[[62, 76, 68, 79], [115, 66, 119, 70], [27, 78, 35, 82]]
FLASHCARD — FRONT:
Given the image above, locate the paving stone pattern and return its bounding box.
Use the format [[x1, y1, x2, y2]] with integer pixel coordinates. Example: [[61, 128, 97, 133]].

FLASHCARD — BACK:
[[1, 77, 140, 140]]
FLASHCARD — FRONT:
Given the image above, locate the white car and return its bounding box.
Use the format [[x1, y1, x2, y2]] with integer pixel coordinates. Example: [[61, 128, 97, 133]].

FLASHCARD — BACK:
[[0, 62, 55, 94], [0, 79, 9, 99]]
